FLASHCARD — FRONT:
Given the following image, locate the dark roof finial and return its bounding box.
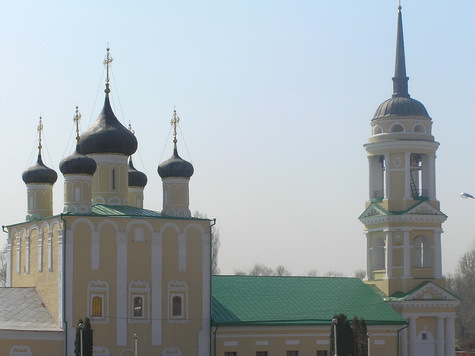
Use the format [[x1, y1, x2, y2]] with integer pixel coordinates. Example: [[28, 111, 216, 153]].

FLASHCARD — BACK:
[[392, 4, 410, 98]]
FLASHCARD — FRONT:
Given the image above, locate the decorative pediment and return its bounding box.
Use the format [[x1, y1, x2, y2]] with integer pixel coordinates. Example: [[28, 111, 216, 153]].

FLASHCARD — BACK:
[[359, 204, 388, 219], [406, 202, 445, 216], [404, 282, 457, 302]]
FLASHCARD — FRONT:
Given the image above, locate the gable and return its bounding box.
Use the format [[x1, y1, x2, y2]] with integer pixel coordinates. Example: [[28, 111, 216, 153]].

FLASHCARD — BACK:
[[404, 282, 458, 302], [405, 201, 446, 217], [359, 204, 388, 220]]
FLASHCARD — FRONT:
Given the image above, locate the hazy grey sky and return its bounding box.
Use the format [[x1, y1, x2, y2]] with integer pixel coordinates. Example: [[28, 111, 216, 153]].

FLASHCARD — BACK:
[[1, 1, 474, 276]]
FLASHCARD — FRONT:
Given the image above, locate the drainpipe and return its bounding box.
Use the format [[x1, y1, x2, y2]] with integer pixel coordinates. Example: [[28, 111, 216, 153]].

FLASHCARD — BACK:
[[213, 325, 219, 356], [2, 226, 9, 286], [210, 218, 216, 355], [60, 214, 68, 356], [397, 324, 409, 356]]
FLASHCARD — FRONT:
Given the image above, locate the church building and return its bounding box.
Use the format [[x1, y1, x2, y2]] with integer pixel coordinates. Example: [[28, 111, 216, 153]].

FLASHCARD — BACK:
[[0, 5, 458, 356], [359, 5, 459, 356]]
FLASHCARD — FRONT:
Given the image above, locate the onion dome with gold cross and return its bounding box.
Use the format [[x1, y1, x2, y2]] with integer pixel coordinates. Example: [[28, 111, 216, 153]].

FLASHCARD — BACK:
[[157, 110, 194, 179], [127, 123, 148, 187], [372, 5, 429, 120], [59, 107, 97, 175], [79, 48, 138, 156], [22, 117, 58, 184]]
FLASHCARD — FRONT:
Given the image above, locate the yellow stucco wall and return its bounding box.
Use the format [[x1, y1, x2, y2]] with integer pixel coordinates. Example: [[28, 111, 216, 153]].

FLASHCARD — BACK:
[[67, 215, 210, 354], [10, 219, 61, 324], [214, 325, 401, 356], [0, 337, 63, 355]]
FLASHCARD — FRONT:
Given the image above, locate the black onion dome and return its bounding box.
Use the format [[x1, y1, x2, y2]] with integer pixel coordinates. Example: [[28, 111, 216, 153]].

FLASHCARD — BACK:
[[22, 154, 58, 184], [59, 145, 97, 175], [373, 96, 429, 119], [157, 148, 194, 179], [128, 159, 148, 187], [79, 95, 138, 155]]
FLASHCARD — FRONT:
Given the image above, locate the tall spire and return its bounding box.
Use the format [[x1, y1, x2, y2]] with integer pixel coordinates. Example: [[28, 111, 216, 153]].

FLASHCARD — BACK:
[[392, 4, 410, 98], [103, 46, 113, 94]]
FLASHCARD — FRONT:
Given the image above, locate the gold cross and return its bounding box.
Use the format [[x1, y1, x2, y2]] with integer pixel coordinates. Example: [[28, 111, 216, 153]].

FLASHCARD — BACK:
[[103, 46, 113, 93], [37, 116, 43, 151], [128, 121, 135, 135], [73, 106, 81, 143], [170, 109, 180, 144]]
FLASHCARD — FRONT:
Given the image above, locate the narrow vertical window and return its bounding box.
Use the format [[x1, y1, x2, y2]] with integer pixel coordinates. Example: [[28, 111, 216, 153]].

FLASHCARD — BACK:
[[92, 296, 102, 317], [133, 296, 143, 317], [112, 169, 116, 190], [74, 187, 81, 201], [172, 296, 182, 317]]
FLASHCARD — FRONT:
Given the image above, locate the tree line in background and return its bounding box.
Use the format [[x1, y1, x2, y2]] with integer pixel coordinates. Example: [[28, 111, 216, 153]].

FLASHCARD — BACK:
[[447, 240, 475, 351], [232, 263, 366, 279]]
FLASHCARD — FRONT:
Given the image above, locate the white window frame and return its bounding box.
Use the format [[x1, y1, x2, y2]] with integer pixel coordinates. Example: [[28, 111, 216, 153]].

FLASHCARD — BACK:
[[87, 280, 110, 324], [167, 280, 188, 323], [128, 280, 150, 323]]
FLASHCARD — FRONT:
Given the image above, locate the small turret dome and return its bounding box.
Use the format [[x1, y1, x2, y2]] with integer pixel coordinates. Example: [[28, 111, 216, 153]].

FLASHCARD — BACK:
[[79, 95, 138, 156], [59, 145, 97, 175], [128, 159, 148, 187], [157, 148, 194, 179], [373, 96, 429, 119], [22, 154, 58, 184]]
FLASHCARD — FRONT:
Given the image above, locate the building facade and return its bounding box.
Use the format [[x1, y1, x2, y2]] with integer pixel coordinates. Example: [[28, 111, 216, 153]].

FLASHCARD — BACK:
[[0, 6, 459, 356], [2, 51, 212, 355]]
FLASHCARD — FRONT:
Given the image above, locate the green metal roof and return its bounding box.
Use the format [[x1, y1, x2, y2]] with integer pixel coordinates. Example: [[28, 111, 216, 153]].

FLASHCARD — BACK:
[[90, 204, 162, 218], [212, 275, 406, 327], [6, 204, 208, 228]]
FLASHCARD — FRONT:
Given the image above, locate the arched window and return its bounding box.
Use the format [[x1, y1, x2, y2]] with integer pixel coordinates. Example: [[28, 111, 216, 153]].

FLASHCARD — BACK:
[[133, 296, 143, 317], [414, 124, 425, 133], [371, 236, 385, 271], [172, 296, 183, 317], [413, 236, 432, 267], [373, 125, 383, 135], [88, 280, 109, 323], [92, 296, 102, 317], [390, 123, 404, 132]]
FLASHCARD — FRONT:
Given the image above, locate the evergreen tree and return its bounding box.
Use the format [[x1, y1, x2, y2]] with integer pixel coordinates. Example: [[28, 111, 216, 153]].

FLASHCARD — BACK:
[[352, 316, 360, 355], [74, 319, 83, 356], [83, 318, 93, 356], [352, 317, 368, 356], [74, 318, 93, 356], [330, 313, 354, 356]]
